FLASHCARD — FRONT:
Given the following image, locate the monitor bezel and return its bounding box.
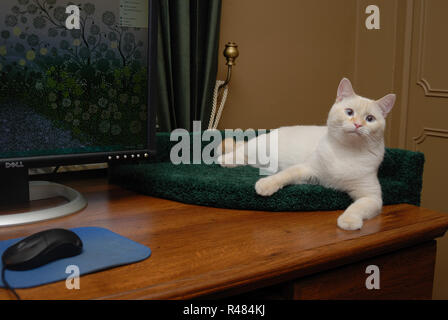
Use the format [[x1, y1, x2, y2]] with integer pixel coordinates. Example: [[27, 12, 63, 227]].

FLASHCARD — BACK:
[[0, 0, 158, 169]]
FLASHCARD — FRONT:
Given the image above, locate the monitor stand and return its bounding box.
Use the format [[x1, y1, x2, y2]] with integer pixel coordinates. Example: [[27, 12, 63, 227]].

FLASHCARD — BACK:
[[0, 167, 87, 227]]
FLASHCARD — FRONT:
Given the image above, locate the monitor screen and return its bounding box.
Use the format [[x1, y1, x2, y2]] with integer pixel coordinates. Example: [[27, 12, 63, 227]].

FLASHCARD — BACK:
[[0, 0, 155, 163]]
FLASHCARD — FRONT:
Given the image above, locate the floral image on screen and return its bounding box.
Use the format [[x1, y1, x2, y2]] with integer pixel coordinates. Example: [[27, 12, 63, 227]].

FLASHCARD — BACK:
[[0, 0, 150, 158]]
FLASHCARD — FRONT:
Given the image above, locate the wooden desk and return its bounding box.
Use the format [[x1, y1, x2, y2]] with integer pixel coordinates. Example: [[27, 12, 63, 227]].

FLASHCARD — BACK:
[[1, 173, 448, 300]]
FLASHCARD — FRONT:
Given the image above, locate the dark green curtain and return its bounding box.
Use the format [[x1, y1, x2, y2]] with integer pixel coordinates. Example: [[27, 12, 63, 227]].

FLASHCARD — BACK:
[[156, 0, 222, 132]]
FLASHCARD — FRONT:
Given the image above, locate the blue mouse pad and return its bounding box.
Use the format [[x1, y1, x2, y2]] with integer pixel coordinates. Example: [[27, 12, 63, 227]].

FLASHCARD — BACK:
[[0, 227, 151, 289]]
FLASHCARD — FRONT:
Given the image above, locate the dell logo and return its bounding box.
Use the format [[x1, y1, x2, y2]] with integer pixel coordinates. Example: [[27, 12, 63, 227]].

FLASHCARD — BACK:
[[5, 162, 25, 169]]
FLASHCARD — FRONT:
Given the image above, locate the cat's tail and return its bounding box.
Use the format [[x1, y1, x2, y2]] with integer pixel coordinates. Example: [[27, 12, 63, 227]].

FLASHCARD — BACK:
[[216, 137, 236, 158], [216, 138, 246, 167]]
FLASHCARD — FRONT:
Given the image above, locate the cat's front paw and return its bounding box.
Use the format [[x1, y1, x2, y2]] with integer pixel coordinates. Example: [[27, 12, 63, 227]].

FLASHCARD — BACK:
[[255, 177, 281, 197], [337, 213, 363, 231]]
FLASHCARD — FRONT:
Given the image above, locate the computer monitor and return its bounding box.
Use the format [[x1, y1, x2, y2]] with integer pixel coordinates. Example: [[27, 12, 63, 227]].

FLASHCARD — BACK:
[[0, 0, 158, 226]]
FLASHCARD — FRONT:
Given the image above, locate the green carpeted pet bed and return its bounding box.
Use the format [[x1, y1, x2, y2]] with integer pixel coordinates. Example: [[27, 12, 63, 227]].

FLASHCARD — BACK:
[[109, 132, 425, 212]]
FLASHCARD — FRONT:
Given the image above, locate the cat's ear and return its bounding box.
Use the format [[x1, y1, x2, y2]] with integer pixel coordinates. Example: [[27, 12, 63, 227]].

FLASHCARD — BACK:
[[376, 94, 396, 118], [336, 78, 355, 102]]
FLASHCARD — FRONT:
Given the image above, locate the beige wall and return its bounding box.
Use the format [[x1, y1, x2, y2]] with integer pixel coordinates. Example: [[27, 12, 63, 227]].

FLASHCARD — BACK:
[[217, 0, 448, 299], [217, 0, 410, 148], [217, 0, 357, 130]]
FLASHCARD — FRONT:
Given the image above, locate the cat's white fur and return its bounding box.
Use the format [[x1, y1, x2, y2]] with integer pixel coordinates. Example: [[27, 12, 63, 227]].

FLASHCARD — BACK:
[[217, 78, 396, 230]]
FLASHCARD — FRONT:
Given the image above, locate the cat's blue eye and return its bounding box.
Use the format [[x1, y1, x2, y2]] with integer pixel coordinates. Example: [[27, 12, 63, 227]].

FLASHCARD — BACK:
[[345, 108, 354, 117], [366, 115, 375, 122]]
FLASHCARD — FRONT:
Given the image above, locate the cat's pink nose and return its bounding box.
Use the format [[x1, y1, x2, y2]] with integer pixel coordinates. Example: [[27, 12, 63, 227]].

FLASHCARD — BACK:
[[354, 123, 362, 129]]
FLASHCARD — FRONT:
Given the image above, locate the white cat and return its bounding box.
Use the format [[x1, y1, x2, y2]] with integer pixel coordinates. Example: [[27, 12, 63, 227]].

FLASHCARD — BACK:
[[217, 78, 396, 231]]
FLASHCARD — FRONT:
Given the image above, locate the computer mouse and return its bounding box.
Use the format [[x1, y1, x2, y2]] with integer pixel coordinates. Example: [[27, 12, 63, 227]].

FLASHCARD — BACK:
[[1, 229, 83, 271]]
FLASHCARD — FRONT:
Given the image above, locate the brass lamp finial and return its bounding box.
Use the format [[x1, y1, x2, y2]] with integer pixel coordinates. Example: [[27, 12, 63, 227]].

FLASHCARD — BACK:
[[224, 42, 239, 66], [218, 42, 239, 91]]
